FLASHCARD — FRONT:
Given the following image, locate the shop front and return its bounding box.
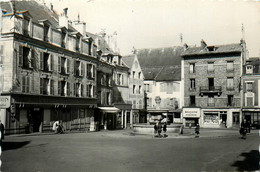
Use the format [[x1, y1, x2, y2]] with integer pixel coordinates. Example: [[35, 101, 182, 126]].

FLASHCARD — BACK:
[[182, 108, 200, 127], [242, 108, 260, 127], [97, 107, 120, 130]]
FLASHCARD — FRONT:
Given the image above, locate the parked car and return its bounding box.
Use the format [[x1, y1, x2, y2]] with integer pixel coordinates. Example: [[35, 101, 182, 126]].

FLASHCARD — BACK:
[[251, 121, 260, 129]]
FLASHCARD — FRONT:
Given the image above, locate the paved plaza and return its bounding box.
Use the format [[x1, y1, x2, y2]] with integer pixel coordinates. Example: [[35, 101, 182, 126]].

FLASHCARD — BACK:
[[1, 129, 259, 172]]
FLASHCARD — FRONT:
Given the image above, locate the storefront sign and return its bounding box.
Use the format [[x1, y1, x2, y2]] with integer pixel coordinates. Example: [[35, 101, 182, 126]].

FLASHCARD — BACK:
[[183, 108, 200, 118], [0, 96, 11, 109]]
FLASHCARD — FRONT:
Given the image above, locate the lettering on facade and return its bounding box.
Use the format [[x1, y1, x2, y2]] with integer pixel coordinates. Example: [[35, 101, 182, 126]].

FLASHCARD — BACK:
[[0, 96, 11, 109], [183, 108, 200, 118]]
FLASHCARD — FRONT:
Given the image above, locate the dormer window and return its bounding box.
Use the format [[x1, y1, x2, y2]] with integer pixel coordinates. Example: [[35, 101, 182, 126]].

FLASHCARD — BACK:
[[44, 23, 51, 42], [23, 17, 31, 36], [118, 56, 122, 65], [246, 65, 253, 74]]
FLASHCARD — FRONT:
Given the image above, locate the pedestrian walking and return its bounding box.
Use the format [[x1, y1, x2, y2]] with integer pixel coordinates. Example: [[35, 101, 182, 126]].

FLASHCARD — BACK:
[[154, 123, 158, 137], [53, 120, 60, 134], [240, 119, 247, 139], [163, 122, 167, 138], [157, 121, 162, 137], [195, 123, 200, 138]]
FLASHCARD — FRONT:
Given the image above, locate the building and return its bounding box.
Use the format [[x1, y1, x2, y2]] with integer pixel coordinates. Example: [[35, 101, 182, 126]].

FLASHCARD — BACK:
[[241, 58, 260, 126], [136, 47, 184, 124], [0, 1, 113, 134], [181, 40, 245, 128], [122, 54, 146, 124]]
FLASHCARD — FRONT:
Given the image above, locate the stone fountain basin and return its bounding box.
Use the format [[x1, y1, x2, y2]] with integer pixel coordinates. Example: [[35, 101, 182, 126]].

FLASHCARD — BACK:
[[133, 123, 184, 134]]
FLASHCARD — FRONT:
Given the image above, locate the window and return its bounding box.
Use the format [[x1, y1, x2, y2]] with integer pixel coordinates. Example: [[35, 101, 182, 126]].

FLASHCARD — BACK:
[[132, 71, 135, 78], [76, 35, 81, 52], [139, 85, 141, 94], [227, 95, 234, 106], [58, 57, 70, 74], [22, 76, 30, 93], [87, 64, 95, 79], [189, 63, 195, 74], [107, 92, 111, 105], [190, 79, 196, 90], [246, 82, 253, 92], [58, 81, 69, 96], [40, 53, 53, 72], [190, 96, 196, 106], [133, 85, 136, 94], [44, 24, 50, 42], [108, 76, 112, 86], [86, 84, 94, 98], [19, 46, 34, 69], [61, 31, 67, 48], [138, 72, 141, 79], [74, 60, 84, 77], [40, 78, 54, 95], [75, 83, 83, 97], [227, 77, 234, 90], [147, 98, 152, 107], [117, 74, 121, 85], [144, 84, 151, 92], [227, 61, 234, 72], [23, 18, 30, 36], [246, 65, 253, 74], [208, 62, 214, 73]]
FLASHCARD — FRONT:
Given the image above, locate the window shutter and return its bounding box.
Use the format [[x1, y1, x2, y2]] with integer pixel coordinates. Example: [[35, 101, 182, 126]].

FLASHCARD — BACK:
[[85, 63, 88, 78], [81, 62, 85, 77], [74, 60, 77, 76], [39, 52, 44, 70], [50, 28, 53, 43], [19, 46, 23, 67], [50, 54, 54, 71], [67, 82, 70, 96], [93, 65, 96, 78], [40, 78, 43, 94], [66, 58, 70, 74], [81, 84, 84, 97], [58, 56, 61, 73], [86, 84, 89, 97], [58, 81, 61, 95], [93, 85, 96, 98], [26, 76, 30, 93], [50, 80, 54, 95]]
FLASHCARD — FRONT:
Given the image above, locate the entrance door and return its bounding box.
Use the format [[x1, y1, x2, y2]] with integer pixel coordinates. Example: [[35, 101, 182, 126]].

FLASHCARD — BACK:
[[208, 78, 214, 90], [30, 109, 43, 132]]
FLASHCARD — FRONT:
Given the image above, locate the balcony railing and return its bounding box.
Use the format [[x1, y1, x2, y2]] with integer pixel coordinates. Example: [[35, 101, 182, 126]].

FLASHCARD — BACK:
[[200, 86, 222, 96]]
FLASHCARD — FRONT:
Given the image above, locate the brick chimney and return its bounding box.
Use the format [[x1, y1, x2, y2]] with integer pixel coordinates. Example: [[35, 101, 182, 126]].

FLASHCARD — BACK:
[[59, 8, 69, 29]]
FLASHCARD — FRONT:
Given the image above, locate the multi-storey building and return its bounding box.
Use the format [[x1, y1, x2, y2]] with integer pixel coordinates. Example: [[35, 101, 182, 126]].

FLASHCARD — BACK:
[[0, 1, 117, 134], [122, 54, 146, 124], [182, 40, 245, 128], [241, 58, 260, 126], [137, 47, 184, 124]]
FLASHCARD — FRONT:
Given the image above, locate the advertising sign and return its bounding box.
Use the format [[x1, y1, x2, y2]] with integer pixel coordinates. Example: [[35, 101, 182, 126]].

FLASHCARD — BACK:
[[0, 96, 11, 109], [183, 108, 200, 118]]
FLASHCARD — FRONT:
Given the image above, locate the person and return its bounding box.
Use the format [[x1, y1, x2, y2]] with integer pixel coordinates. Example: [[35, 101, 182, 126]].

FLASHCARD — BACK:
[[53, 120, 60, 134], [246, 120, 251, 133], [163, 122, 167, 138], [157, 120, 162, 137], [154, 123, 158, 137], [240, 119, 247, 139], [0, 120, 5, 145], [57, 120, 64, 134], [195, 123, 200, 138]]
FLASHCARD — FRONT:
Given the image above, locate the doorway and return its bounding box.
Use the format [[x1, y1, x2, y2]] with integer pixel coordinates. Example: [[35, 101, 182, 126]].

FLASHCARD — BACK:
[[208, 78, 214, 90], [28, 109, 43, 132]]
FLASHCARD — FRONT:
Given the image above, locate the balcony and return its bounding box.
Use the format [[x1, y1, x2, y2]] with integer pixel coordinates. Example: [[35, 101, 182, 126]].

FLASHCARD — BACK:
[[200, 86, 222, 96]]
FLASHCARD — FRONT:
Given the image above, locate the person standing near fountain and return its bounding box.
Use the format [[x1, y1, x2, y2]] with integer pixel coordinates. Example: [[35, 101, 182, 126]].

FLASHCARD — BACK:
[[163, 122, 167, 138], [157, 120, 162, 137], [154, 123, 158, 137]]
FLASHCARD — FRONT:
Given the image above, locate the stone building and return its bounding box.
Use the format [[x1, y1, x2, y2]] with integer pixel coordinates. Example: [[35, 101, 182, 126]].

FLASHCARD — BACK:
[[122, 54, 146, 124], [241, 58, 260, 126], [181, 40, 245, 128], [136, 47, 184, 124], [0, 1, 124, 134]]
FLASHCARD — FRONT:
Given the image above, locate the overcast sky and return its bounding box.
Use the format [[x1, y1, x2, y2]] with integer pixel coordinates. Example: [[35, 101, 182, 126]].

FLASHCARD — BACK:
[[46, 0, 260, 57]]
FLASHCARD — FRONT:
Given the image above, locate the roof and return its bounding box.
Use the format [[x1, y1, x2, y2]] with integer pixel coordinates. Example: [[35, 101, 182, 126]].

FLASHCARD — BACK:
[[141, 65, 181, 81], [182, 43, 242, 57], [122, 55, 135, 68], [1, 1, 60, 28], [136, 46, 184, 67], [246, 58, 260, 65]]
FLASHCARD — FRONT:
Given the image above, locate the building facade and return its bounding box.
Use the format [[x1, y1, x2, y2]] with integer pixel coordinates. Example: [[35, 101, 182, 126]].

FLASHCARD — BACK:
[[123, 54, 145, 124], [0, 1, 125, 134], [137, 47, 184, 124], [241, 58, 260, 126], [182, 40, 244, 128]]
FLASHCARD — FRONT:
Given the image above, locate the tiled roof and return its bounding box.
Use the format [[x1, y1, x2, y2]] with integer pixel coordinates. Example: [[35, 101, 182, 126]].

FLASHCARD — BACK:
[[136, 46, 184, 67], [182, 43, 242, 56], [122, 55, 135, 68], [141, 67, 163, 80]]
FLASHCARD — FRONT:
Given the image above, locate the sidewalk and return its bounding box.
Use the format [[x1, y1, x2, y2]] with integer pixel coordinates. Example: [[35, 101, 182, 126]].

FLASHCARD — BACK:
[[5, 128, 259, 139]]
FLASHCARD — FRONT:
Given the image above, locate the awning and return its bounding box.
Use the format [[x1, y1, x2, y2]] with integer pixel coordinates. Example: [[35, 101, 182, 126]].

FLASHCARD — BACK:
[[98, 107, 120, 113]]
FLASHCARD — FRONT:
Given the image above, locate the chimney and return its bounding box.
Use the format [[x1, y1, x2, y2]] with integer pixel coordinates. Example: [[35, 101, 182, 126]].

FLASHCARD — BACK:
[[50, 3, 53, 11], [184, 43, 188, 51], [59, 8, 69, 29], [63, 8, 68, 17], [201, 39, 207, 49]]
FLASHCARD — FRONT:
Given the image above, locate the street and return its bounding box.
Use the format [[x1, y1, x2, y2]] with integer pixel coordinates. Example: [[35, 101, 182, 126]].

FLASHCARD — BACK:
[[1, 131, 259, 172]]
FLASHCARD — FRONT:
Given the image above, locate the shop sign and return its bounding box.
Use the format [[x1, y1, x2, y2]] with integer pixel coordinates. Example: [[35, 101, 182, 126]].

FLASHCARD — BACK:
[[183, 108, 200, 118], [0, 96, 11, 109]]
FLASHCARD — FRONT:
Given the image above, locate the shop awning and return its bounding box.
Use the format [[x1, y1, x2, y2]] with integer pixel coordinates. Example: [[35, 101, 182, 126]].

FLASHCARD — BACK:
[[98, 107, 120, 113]]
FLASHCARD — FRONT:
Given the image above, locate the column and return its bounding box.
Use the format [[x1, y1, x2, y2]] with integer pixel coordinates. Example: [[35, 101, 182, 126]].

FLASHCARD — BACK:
[[130, 109, 133, 128], [121, 110, 124, 129], [124, 110, 127, 129]]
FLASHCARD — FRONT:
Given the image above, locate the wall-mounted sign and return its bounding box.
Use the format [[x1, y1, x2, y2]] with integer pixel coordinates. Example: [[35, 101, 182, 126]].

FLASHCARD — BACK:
[[183, 108, 200, 118], [0, 96, 11, 109]]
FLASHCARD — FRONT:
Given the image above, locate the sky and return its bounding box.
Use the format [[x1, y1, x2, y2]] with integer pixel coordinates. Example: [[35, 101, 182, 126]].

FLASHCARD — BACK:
[[45, 0, 260, 57]]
